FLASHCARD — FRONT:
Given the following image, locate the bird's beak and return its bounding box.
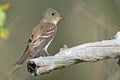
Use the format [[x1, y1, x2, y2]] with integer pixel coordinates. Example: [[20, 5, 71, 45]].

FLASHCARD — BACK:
[[56, 16, 64, 20]]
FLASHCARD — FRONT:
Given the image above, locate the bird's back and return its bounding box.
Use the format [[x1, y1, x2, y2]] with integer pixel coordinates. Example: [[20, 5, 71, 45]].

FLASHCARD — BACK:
[[29, 22, 57, 57]]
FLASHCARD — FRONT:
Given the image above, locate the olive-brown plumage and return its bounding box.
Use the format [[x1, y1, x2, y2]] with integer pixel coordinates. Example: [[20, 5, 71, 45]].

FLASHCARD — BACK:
[[14, 8, 63, 66]]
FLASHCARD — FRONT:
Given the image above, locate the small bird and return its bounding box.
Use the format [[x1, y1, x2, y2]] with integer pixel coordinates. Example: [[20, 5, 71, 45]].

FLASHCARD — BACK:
[[14, 8, 64, 66]]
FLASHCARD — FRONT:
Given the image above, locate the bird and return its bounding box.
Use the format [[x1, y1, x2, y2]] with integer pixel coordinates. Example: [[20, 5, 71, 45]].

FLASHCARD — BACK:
[[14, 8, 64, 66]]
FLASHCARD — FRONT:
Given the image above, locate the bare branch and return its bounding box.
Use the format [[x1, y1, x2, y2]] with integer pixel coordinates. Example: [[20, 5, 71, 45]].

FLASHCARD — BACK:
[[27, 32, 120, 76]]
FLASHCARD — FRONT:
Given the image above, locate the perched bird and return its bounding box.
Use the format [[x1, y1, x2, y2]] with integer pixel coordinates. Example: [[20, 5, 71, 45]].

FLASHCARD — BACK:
[[14, 8, 63, 66]]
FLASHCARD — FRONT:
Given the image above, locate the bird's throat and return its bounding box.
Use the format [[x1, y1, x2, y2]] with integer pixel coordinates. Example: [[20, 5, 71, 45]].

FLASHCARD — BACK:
[[42, 18, 59, 25]]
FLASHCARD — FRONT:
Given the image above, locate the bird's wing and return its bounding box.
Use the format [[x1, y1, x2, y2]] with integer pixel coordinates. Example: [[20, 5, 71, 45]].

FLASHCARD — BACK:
[[29, 23, 56, 57]]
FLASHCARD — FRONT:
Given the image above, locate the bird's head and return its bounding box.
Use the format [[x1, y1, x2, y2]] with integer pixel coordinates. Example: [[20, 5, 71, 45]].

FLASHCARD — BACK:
[[42, 8, 64, 24]]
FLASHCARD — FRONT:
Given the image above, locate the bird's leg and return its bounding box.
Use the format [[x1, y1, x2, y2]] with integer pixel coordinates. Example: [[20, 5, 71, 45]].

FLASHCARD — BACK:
[[44, 48, 50, 56]]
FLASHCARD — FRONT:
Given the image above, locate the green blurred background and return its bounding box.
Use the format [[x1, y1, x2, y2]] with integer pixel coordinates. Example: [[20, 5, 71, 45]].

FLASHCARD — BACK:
[[0, 0, 120, 80]]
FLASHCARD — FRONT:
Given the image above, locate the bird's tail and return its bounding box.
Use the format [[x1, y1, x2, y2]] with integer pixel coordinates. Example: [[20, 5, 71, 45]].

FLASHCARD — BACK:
[[1, 46, 31, 80], [13, 46, 30, 66], [0, 65, 20, 80]]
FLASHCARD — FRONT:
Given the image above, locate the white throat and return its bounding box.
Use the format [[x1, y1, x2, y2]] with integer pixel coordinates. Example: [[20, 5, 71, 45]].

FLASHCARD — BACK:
[[51, 19, 59, 25], [42, 18, 59, 25]]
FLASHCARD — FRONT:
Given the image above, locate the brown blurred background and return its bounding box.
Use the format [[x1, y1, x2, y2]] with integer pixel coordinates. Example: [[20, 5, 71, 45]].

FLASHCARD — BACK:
[[0, 0, 120, 80]]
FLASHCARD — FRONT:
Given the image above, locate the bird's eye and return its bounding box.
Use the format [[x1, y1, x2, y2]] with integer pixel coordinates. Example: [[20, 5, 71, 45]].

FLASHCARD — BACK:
[[51, 13, 55, 16]]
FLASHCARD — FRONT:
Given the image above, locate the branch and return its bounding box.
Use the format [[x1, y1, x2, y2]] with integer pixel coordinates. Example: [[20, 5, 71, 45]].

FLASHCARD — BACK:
[[27, 31, 120, 76]]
